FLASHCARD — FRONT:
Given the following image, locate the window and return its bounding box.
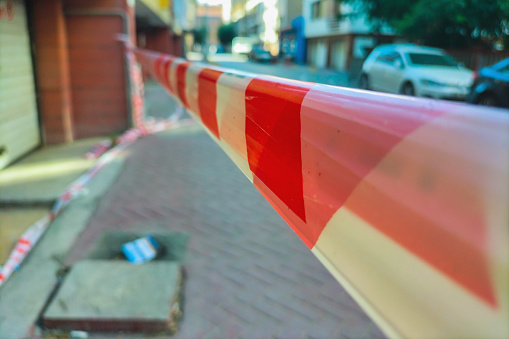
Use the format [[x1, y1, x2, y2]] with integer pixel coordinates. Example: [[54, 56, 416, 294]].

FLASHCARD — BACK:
[[407, 53, 458, 67], [376, 52, 404, 65], [311, 1, 322, 19], [393, 53, 404, 66], [334, 1, 341, 18], [311, 0, 331, 20], [376, 51, 397, 64]]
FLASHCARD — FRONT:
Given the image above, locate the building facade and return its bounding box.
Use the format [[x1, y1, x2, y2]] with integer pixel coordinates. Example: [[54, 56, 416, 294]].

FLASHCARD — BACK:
[[232, 0, 264, 40], [278, 0, 305, 63], [231, 0, 279, 55], [136, 0, 184, 57], [0, 0, 191, 170], [303, 0, 396, 72], [196, 4, 222, 49], [0, 0, 138, 172], [172, 0, 196, 55]]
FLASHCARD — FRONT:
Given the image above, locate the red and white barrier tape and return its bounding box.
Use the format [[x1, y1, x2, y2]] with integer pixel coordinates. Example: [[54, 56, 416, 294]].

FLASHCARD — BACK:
[[133, 47, 509, 338], [127, 48, 149, 136], [84, 139, 112, 160]]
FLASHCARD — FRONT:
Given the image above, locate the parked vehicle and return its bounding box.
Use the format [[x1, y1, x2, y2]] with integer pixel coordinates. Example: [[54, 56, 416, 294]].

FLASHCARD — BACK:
[[249, 46, 276, 63], [467, 58, 509, 108], [359, 44, 473, 100], [232, 37, 255, 55]]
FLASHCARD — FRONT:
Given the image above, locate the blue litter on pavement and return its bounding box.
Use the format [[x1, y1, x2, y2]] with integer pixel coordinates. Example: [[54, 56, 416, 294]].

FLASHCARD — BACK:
[[122, 236, 160, 264]]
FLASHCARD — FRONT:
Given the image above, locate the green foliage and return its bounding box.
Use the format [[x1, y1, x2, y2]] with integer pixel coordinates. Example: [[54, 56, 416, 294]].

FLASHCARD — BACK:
[[217, 23, 236, 46], [194, 26, 208, 46], [344, 0, 509, 49]]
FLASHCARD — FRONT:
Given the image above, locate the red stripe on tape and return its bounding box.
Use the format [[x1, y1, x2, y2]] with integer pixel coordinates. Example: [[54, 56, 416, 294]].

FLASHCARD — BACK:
[[176, 61, 191, 108], [154, 55, 165, 85], [246, 78, 312, 222], [162, 58, 174, 93], [16, 247, 27, 255], [198, 68, 223, 138], [18, 238, 31, 246]]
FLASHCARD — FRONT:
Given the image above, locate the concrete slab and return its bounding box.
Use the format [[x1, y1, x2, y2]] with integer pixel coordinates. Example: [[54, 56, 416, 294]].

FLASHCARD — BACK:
[[0, 138, 105, 204], [0, 207, 49, 264], [0, 157, 125, 339], [43, 260, 182, 333]]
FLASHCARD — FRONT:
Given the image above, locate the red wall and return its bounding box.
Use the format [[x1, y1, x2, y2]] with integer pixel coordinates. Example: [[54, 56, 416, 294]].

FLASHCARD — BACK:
[[66, 15, 128, 138], [64, 0, 134, 138], [33, 0, 74, 144], [142, 28, 183, 57]]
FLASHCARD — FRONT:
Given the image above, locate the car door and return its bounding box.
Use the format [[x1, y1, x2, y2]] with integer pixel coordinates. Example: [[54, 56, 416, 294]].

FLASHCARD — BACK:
[[369, 52, 393, 91], [383, 52, 407, 93]]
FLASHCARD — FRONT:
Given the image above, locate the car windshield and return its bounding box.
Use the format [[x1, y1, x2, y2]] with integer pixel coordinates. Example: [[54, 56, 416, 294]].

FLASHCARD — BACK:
[[494, 59, 509, 74], [407, 53, 458, 67]]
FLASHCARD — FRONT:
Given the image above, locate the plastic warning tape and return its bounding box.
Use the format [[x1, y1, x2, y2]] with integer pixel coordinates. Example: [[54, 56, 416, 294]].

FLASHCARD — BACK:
[[133, 47, 509, 338]]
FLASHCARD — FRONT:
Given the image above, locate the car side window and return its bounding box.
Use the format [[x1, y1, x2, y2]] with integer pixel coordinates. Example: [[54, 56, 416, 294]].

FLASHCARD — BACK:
[[376, 52, 405, 69], [375, 52, 396, 64], [392, 53, 405, 69], [393, 53, 403, 64], [498, 64, 509, 75]]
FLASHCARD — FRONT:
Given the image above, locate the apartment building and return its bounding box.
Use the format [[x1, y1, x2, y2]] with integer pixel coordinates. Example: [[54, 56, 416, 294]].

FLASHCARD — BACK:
[[303, 0, 395, 71]]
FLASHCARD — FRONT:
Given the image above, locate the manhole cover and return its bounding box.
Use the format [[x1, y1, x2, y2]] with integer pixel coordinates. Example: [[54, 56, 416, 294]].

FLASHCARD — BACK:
[[43, 260, 182, 333]]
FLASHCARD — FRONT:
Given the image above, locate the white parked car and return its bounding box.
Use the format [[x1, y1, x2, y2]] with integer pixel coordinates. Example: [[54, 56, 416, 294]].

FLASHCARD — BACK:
[[359, 44, 473, 100], [232, 37, 255, 55]]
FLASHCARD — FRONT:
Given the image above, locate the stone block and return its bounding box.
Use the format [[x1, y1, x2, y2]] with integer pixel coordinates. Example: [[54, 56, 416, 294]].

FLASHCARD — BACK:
[[43, 260, 182, 333]]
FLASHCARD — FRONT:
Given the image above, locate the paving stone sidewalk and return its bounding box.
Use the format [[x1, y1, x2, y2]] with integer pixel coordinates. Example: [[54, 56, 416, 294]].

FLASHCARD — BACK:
[[64, 84, 385, 338]]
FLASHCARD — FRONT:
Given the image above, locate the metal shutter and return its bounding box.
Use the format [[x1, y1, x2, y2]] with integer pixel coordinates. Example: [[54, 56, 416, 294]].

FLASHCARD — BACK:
[[0, 0, 40, 169]]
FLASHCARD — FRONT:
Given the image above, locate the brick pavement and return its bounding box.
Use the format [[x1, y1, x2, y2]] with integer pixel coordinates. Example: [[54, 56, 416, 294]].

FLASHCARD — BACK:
[[64, 84, 385, 338]]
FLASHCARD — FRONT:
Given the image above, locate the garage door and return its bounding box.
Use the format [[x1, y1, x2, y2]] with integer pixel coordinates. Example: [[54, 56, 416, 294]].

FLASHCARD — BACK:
[[66, 15, 128, 138], [330, 39, 347, 71], [0, 0, 40, 169], [308, 39, 328, 69]]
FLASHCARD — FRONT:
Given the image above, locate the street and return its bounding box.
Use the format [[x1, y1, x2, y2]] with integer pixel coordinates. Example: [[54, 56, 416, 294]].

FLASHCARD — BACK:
[[208, 54, 353, 88], [207, 54, 503, 108]]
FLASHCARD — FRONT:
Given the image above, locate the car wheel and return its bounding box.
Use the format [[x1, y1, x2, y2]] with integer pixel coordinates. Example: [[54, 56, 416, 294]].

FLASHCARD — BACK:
[[401, 82, 415, 96], [359, 74, 370, 90], [477, 93, 498, 107]]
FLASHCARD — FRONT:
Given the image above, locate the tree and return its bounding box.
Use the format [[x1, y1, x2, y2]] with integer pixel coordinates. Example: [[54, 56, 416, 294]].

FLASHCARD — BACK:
[[194, 26, 208, 46], [217, 23, 236, 47], [342, 0, 509, 49]]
